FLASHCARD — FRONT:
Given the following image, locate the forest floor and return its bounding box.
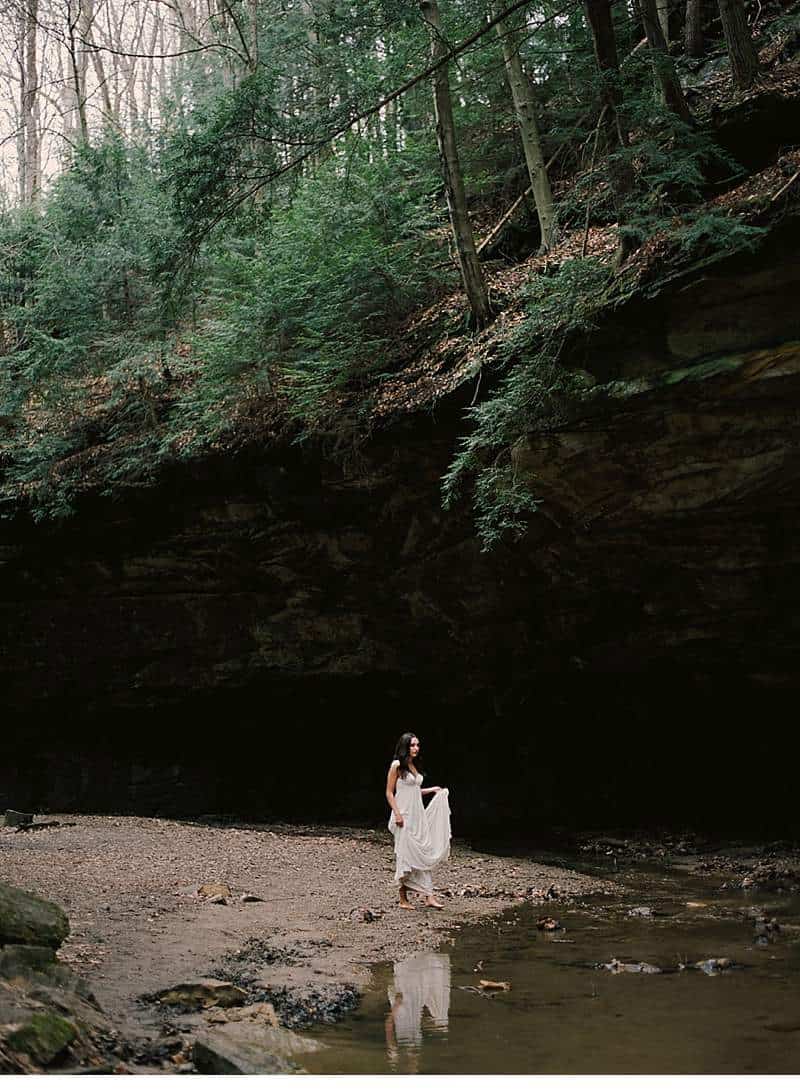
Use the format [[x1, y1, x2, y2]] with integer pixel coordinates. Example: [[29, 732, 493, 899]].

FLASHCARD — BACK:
[[0, 814, 613, 1070]]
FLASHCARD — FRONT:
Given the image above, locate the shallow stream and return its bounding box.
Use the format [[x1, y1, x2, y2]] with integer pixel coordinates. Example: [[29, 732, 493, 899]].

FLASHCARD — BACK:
[[304, 855, 800, 1074]]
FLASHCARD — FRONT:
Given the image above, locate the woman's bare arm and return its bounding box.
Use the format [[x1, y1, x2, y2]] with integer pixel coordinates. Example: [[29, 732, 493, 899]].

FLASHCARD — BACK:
[[386, 763, 404, 825]]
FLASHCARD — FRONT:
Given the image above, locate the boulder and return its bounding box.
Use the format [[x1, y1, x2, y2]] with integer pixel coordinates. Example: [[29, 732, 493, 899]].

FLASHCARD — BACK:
[[0, 883, 69, 949], [193, 1022, 325, 1075], [152, 979, 247, 1010], [3, 811, 33, 828], [204, 1010, 229, 1025], [202, 1001, 281, 1027], [224, 1002, 280, 1027], [5, 1011, 77, 1066], [0, 890, 118, 1074], [198, 883, 232, 901], [0, 990, 32, 1036], [0, 944, 57, 980]]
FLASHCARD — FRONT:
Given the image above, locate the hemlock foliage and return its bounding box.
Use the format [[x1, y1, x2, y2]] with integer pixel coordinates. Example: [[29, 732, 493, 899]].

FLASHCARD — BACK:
[[0, 0, 786, 537]]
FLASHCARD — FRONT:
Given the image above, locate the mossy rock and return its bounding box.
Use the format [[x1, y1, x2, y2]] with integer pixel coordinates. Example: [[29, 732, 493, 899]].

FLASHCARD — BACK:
[[0, 883, 69, 949], [3, 958, 92, 1003], [0, 944, 56, 980], [6, 1011, 77, 1065]]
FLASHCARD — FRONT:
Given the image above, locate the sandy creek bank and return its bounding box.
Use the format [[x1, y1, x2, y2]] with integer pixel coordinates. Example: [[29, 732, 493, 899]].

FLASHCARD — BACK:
[[0, 814, 611, 1071]]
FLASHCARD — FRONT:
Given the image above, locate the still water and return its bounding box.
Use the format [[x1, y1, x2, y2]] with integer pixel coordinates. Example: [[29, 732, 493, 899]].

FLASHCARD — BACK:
[[304, 859, 800, 1074]]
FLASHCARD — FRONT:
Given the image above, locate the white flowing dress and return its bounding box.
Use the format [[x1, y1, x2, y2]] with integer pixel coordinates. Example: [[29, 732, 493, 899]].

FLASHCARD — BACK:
[[388, 760, 451, 895]]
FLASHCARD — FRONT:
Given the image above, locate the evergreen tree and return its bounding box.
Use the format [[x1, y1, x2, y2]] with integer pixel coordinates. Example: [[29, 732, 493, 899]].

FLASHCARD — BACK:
[[0, 0, 784, 535]]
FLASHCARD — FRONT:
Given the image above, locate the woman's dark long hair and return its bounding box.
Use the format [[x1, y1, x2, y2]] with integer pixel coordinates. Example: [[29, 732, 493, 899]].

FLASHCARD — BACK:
[[393, 732, 422, 779]]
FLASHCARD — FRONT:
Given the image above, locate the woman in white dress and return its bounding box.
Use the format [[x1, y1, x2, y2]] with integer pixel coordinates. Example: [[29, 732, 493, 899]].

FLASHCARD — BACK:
[[385, 733, 451, 910]]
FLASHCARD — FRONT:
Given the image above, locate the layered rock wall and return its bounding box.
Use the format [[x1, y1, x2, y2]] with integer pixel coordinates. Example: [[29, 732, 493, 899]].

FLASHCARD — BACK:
[[2, 226, 800, 835]]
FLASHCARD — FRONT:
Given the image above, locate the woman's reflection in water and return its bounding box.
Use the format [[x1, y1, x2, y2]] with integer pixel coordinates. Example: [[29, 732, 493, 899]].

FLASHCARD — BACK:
[[385, 952, 451, 1072]]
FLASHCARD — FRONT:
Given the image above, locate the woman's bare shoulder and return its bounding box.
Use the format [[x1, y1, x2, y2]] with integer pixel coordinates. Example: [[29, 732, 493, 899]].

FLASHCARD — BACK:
[[389, 758, 400, 769]]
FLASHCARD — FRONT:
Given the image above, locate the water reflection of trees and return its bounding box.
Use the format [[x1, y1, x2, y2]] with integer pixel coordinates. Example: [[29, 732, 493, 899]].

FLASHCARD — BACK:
[[385, 952, 451, 1072]]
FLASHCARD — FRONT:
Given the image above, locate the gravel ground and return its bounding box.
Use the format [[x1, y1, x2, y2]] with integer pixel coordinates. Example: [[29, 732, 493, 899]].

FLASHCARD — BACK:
[[0, 815, 613, 1054]]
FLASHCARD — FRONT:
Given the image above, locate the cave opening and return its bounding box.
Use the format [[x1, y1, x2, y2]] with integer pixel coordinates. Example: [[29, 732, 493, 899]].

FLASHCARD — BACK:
[[3, 672, 797, 841]]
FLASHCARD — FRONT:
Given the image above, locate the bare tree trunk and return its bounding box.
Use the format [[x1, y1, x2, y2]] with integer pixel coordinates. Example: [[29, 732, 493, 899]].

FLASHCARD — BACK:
[[685, 0, 704, 56], [420, 0, 492, 329], [104, 0, 123, 121], [23, 0, 41, 205], [66, 0, 90, 143], [717, 0, 760, 88], [491, 1, 556, 252], [640, 0, 693, 120], [56, 45, 75, 160], [15, 2, 26, 205], [656, 0, 670, 44], [80, 0, 114, 122], [300, 0, 329, 165], [248, 0, 259, 69], [119, 0, 148, 129], [387, 86, 400, 154], [142, 11, 161, 129], [157, 15, 168, 109], [584, 0, 637, 265]]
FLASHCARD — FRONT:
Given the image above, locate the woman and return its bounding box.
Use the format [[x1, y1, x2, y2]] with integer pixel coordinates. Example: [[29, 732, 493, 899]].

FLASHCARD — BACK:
[[386, 733, 451, 910]]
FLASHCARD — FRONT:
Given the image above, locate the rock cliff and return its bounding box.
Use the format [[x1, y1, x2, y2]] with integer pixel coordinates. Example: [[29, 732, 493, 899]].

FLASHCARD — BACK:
[[2, 218, 799, 836]]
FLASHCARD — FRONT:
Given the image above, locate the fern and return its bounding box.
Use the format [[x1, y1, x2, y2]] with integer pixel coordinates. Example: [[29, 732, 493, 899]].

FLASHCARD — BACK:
[[443, 259, 606, 545]]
